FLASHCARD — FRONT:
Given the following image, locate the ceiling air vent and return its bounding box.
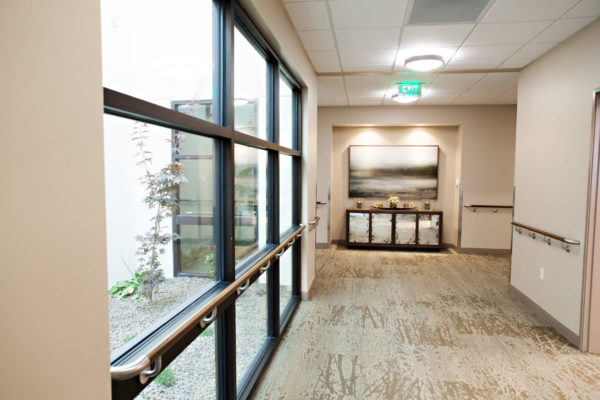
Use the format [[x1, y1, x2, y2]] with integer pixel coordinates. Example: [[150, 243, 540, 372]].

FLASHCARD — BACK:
[[409, 0, 491, 25]]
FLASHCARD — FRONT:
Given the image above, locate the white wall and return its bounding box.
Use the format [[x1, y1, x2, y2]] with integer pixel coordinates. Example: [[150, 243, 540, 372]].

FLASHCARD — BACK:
[[331, 126, 459, 244], [0, 0, 111, 399], [242, 0, 318, 296], [318, 106, 517, 250], [511, 19, 600, 335]]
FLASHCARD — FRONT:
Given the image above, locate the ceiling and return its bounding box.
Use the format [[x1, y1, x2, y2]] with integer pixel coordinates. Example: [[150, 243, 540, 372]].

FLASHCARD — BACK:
[[282, 0, 600, 106]]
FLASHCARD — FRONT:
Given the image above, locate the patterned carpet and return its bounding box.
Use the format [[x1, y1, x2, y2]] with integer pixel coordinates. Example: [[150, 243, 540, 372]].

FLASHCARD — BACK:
[[255, 247, 600, 400]]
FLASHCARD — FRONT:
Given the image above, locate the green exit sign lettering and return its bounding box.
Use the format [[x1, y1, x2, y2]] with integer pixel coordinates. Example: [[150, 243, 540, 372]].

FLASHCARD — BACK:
[[397, 82, 422, 98]]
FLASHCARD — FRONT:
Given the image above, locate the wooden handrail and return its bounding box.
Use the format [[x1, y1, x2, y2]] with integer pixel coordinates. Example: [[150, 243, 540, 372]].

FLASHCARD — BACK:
[[464, 204, 513, 208], [511, 221, 580, 245]]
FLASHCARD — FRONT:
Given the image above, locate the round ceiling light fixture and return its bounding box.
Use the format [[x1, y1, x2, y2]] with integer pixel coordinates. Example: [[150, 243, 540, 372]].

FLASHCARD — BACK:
[[392, 93, 419, 103], [404, 55, 445, 71]]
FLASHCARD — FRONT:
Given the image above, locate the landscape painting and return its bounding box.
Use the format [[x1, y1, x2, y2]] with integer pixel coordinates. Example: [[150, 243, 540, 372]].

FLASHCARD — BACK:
[[349, 145, 439, 199]]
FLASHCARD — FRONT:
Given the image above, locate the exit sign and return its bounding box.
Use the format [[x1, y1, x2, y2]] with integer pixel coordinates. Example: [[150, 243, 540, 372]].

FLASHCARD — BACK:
[[397, 82, 422, 98]]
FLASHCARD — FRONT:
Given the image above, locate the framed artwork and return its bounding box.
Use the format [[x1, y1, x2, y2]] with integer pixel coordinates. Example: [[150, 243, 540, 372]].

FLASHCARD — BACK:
[[349, 145, 439, 198]]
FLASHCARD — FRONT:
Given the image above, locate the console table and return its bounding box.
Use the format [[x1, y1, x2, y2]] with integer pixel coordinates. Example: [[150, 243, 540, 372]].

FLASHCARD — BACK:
[[346, 208, 443, 250]]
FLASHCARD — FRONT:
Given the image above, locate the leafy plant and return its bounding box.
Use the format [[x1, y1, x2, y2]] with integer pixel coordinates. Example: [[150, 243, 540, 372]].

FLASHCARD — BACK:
[[200, 327, 214, 337], [155, 367, 176, 387], [124, 333, 138, 343], [109, 259, 143, 299], [205, 253, 215, 279], [132, 122, 186, 301]]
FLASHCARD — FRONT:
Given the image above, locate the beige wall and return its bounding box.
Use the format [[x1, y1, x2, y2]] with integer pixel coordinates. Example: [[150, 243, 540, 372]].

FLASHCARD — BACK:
[[0, 1, 111, 399], [511, 19, 600, 335], [318, 106, 517, 250], [242, 0, 318, 295], [331, 126, 459, 244]]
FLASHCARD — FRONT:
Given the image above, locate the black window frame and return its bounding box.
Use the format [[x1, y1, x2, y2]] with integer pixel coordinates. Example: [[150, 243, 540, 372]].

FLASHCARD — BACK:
[[102, 0, 304, 399]]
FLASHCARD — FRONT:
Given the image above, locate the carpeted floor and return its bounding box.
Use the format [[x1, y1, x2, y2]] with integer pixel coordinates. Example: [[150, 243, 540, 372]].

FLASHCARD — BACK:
[[254, 247, 600, 400]]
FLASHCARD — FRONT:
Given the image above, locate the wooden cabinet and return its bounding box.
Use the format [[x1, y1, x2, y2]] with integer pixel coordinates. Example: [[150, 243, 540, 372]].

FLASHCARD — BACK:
[[346, 208, 443, 249]]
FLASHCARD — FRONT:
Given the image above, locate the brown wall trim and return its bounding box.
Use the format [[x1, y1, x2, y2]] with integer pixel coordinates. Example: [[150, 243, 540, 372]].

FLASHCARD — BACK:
[[316, 242, 330, 249], [458, 247, 511, 255], [509, 284, 580, 347]]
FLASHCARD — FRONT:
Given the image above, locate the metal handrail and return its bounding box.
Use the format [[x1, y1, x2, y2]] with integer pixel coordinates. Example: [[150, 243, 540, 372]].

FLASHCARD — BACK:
[[110, 224, 305, 382], [511, 221, 580, 252], [308, 216, 320, 231]]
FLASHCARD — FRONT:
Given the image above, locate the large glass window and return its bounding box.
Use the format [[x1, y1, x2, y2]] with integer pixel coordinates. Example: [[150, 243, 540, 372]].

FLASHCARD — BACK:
[[279, 76, 294, 149], [102, 2, 302, 400], [234, 144, 268, 264], [101, 0, 215, 122], [104, 115, 216, 354], [280, 154, 293, 237], [234, 28, 267, 139]]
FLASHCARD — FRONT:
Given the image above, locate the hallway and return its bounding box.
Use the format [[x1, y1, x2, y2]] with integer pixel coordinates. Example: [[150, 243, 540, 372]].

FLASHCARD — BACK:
[[256, 248, 600, 399]]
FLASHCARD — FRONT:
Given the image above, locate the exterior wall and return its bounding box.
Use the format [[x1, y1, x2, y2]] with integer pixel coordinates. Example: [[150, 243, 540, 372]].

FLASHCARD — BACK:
[[242, 0, 318, 295], [331, 126, 459, 244], [0, 1, 111, 399], [318, 105, 517, 249], [511, 19, 600, 335]]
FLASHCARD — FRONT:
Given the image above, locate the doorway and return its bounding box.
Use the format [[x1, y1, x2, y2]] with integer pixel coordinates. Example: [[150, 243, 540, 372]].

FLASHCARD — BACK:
[[583, 90, 600, 353]]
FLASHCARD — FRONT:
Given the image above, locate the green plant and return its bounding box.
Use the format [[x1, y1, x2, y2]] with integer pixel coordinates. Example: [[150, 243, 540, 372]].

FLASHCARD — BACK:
[[155, 367, 176, 387], [108, 270, 143, 299], [200, 327, 214, 337], [124, 333, 138, 343], [205, 253, 215, 279], [132, 122, 186, 301]]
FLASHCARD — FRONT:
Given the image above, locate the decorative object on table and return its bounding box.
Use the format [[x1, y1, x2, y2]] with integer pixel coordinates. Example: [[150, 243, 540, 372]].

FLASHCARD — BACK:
[[356, 199, 363, 209], [349, 145, 439, 198], [409, 202, 415, 208], [424, 201, 431, 210], [373, 202, 384, 208], [388, 196, 399, 208]]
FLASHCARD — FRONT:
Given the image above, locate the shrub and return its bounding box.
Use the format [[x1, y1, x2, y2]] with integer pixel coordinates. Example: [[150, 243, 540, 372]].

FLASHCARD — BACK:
[[155, 367, 176, 387], [108, 270, 143, 299]]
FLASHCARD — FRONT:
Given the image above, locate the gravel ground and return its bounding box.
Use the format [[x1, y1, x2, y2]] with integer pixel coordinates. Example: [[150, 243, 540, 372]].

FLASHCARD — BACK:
[[110, 277, 292, 399]]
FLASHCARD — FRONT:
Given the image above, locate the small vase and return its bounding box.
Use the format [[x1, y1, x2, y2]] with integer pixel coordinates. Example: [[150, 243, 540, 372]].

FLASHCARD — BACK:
[[389, 203, 397, 209]]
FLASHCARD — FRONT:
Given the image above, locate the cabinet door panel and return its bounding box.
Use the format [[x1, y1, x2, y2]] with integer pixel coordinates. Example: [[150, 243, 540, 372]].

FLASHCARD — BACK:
[[395, 214, 417, 244], [418, 214, 440, 245], [371, 213, 392, 244], [348, 212, 370, 243]]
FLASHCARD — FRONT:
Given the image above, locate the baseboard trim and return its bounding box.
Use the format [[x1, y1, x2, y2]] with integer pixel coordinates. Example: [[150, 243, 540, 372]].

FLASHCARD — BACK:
[[301, 277, 315, 301], [509, 284, 580, 347], [316, 242, 330, 249], [443, 243, 457, 250], [458, 247, 511, 255], [331, 239, 344, 245]]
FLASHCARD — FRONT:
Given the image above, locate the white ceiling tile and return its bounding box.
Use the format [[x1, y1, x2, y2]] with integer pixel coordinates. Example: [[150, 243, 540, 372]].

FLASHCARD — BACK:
[[284, 2, 331, 30], [449, 45, 521, 68], [298, 30, 336, 51], [345, 76, 390, 97], [395, 47, 458, 70], [348, 96, 384, 106], [340, 49, 396, 72], [499, 42, 557, 68], [417, 95, 459, 105], [563, 0, 600, 18], [464, 21, 552, 46], [336, 28, 401, 50], [482, 0, 578, 22], [317, 76, 347, 106], [488, 87, 518, 104], [329, 0, 408, 29], [475, 72, 518, 87], [400, 24, 474, 48], [461, 85, 507, 98], [307, 50, 341, 72], [452, 94, 495, 105], [531, 17, 596, 43], [427, 73, 485, 95]]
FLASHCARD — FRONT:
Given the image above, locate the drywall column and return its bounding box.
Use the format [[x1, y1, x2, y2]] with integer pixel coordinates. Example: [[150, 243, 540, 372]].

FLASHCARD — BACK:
[[511, 19, 600, 343], [0, 1, 111, 399]]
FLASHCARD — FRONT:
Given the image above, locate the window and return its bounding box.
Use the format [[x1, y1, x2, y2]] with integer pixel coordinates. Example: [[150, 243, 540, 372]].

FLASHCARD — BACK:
[[234, 28, 267, 139], [102, 1, 302, 400]]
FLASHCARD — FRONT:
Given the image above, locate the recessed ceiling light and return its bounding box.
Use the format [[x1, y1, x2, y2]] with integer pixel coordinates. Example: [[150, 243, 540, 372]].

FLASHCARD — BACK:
[[392, 93, 419, 103], [404, 55, 445, 71]]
